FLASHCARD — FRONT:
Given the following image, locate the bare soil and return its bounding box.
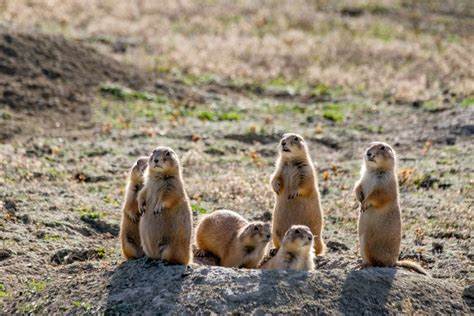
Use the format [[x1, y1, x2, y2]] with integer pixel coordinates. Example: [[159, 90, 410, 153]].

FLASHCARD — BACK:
[[0, 1, 473, 314]]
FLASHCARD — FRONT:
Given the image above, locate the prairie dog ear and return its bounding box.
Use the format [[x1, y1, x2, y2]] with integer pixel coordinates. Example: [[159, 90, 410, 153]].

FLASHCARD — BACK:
[[136, 157, 148, 167]]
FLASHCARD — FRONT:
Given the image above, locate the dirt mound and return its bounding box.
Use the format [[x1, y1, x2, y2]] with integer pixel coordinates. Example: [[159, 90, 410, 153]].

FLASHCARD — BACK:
[[102, 261, 470, 314], [0, 26, 145, 115]]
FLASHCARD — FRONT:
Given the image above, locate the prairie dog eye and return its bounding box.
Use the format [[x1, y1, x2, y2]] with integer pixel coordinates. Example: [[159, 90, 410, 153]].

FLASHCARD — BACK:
[[166, 151, 171, 156], [293, 137, 298, 141], [295, 229, 300, 234], [380, 146, 385, 150], [254, 226, 259, 231]]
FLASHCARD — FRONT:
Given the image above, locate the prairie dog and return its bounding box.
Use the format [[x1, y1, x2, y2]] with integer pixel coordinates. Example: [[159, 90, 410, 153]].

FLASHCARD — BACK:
[[138, 147, 192, 265], [260, 225, 315, 271], [355, 142, 427, 275], [271, 133, 326, 255], [195, 210, 271, 268], [120, 157, 147, 259]]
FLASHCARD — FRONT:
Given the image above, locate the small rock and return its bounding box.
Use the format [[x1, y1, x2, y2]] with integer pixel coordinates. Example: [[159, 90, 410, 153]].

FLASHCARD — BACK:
[[313, 136, 340, 149], [51, 248, 102, 265], [417, 175, 438, 189], [445, 137, 456, 145], [81, 217, 119, 236], [460, 124, 474, 136], [432, 242, 443, 254], [253, 211, 272, 222], [256, 148, 276, 157], [463, 285, 474, 299], [438, 183, 451, 190], [20, 214, 31, 224], [204, 147, 225, 156], [0, 249, 12, 261], [74, 172, 111, 183], [411, 100, 423, 108], [340, 7, 364, 17], [327, 240, 349, 252], [321, 187, 330, 196], [3, 199, 17, 213]]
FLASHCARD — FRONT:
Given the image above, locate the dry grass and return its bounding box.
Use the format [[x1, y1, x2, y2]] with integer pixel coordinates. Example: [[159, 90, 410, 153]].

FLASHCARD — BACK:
[[1, 0, 473, 102]]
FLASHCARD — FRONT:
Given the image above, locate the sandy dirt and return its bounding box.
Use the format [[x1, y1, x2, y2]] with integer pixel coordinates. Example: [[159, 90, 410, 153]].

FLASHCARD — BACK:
[[0, 0, 473, 313]]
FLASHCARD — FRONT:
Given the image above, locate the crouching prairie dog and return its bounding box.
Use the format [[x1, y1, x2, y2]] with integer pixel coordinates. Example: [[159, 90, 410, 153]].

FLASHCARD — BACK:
[[138, 146, 192, 265], [195, 210, 271, 268], [260, 225, 315, 271], [120, 157, 148, 259], [271, 133, 326, 255], [354, 142, 428, 275]]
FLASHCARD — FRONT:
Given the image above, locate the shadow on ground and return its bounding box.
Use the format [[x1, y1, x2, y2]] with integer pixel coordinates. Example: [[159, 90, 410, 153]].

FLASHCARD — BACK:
[[339, 268, 396, 314], [104, 260, 469, 314]]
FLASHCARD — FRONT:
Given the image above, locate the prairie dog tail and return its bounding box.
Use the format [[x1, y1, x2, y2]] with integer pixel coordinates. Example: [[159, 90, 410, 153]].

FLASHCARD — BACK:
[[397, 260, 429, 276]]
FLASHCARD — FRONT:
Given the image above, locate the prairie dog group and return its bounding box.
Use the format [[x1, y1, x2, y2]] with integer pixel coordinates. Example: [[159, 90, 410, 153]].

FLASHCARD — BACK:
[[355, 142, 427, 275], [138, 146, 193, 265], [119, 157, 148, 259], [271, 133, 326, 255], [117, 135, 428, 276], [260, 225, 315, 271], [195, 209, 271, 268]]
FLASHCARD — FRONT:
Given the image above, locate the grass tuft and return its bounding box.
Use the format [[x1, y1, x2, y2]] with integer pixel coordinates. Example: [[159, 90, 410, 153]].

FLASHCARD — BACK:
[[191, 203, 209, 214]]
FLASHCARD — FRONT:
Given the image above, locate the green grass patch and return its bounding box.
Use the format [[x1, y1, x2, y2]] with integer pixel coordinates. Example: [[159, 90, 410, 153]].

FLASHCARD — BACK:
[[0, 111, 12, 120], [18, 304, 35, 314], [73, 206, 94, 213], [196, 110, 244, 121], [94, 84, 171, 128], [0, 283, 8, 298], [313, 84, 331, 96], [72, 301, 93, 310], [94, 97, 168, 128], [80, 211, 104, 221], [191, 203, 209, 215], [28, 280, 48, 292], [361, 3, 391, 15], [422, 100, 446, 112], [43, 234, 63, 241], [322, 103, 345, 122], [96, 247, 106, 259], [260, 102, 307, 114], [103, 195, 120, 206], [460, 97, 474, 107], [100, 84, 167, 103], [368, 22, 397, 42]]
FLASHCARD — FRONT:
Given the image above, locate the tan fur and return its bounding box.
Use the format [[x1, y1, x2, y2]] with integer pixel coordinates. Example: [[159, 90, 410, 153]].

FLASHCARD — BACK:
[[138, 147, 192, 265], [119, 157, 148, 259], [355, 142, 428, 275], [271, 133, 326, 255], [195, 210, 271, 268], [260, 225, 315, 271]]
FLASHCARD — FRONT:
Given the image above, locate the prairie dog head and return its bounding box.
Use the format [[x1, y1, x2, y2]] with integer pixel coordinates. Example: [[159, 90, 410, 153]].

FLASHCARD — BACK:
[[364, 142, 396, 171], [281, 225, 314, 252], [148, 146, 180, 175], [240, 221, 272, 245], [130, 156, 148, 183], [278, 133, 308, 159]]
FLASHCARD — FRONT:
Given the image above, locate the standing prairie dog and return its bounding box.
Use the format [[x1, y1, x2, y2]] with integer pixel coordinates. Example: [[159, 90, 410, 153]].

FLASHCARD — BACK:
[[260, 225, 315, 271], [271, 133, 326, 255], [355, 142, 427, 275], [119, 157, 148, 259], [138, 147, 192, 265], [195, 210, 271, 268]]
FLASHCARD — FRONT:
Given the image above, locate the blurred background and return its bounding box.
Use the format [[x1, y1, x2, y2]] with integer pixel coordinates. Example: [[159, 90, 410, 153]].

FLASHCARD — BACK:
[[0, 0, 472, 313]]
